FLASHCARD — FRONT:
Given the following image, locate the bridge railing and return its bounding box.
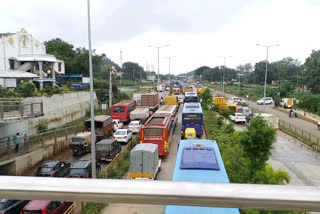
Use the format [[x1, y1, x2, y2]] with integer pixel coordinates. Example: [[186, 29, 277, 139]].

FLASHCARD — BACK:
[[0, 100, 43, 121], [1, 176, 320, 212]]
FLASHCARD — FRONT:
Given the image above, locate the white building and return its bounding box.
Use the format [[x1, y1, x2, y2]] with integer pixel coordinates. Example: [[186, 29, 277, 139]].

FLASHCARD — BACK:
[[0, 28, 65, 89]]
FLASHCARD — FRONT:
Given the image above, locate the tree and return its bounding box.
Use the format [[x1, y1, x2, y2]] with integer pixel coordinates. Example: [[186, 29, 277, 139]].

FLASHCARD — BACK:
[[19, 82, 36, 96], [239, 116, 276, 172], [303, 50, 320, 93], [200, 88, 212, 110]]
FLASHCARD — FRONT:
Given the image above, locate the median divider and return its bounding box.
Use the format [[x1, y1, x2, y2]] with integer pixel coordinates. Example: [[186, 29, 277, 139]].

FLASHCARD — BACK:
[[279, 119, 320, 153], [102, 134, 139, 178]]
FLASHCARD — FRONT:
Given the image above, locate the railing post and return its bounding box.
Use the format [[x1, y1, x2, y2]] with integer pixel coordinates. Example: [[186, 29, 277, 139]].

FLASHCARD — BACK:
[[0, 102, 3, 121], [41, 134, 44, 147], [31, 103, 34, 118], [40, 101, 44, 115], [24, 134, 27, 152], [19, 101, 24, 119]]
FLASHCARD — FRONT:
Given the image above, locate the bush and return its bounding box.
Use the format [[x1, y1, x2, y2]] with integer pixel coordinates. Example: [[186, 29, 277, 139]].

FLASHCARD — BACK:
[[19, 82, 36, 97], [36, 123, 48, 133], [83, 203, 107, 214]]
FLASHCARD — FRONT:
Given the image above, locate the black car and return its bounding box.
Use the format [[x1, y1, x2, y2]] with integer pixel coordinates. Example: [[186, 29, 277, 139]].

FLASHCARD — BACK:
[[67, 160, 101, 178], [246, 113, 257, 123], [36, 160, 71, 177], [96, 139, 121, 162], [0, 199, 28, 214]]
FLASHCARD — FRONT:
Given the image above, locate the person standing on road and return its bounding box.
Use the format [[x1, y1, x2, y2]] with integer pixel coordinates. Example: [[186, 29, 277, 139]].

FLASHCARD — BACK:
[[295, 108, 298, 118], [289, 108, 293, 118], [13, 133, 20, 153]]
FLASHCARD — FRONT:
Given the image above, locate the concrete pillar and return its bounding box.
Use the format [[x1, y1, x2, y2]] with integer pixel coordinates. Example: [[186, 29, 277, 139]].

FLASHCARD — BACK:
[[38, 61, 43, 90], [52, 62, 56, 86]]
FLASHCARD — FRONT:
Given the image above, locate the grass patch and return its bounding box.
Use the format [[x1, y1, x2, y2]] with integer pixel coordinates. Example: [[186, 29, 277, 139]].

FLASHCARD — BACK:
[[83, 203, 107, 214]]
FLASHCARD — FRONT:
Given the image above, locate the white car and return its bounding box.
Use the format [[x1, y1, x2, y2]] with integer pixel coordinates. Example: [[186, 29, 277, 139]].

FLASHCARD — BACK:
[[113, 119, 123, 131], [230, 113, 246, 124], [257, 97, 273, 105], [177, 95, 184, 104], [113, 129, 133, 143], [128, 121, 142, 133]]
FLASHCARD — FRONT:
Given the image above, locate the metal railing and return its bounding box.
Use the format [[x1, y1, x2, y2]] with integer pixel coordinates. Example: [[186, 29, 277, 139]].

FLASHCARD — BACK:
[[279, 119, 320, 152], [0, 124, 83, 161], [1, 176, 320, 211], [0, 100, 43, 121]]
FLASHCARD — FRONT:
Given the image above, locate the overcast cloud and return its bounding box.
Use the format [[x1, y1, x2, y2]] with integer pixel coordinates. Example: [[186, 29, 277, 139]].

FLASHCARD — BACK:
[[1, 0, 320, 74]]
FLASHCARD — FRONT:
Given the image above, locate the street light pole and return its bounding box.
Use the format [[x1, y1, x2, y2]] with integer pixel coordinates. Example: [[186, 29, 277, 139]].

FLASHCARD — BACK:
[[164, 56, 175, 83], [256, 44, 279, 110], [148, 45, 169, 85], [87, 0, 96, 178], [219, 56, 231, 94]]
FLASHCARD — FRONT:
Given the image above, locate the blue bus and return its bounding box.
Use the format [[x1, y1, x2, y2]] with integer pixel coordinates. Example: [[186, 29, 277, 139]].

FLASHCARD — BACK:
[[165, 139, 240, 214], [184, 92, 198, 103], [182, 103, 203, 136]]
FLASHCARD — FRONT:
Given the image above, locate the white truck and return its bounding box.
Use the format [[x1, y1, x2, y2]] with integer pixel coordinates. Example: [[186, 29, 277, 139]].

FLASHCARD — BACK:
[[130, 107, 150, 123], [130, 143, 161, 180], [230, 113, 246, 124]]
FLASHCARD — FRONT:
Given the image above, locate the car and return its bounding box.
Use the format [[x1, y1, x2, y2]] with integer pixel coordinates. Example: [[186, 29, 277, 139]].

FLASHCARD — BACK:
[[96, 139, 122, 162], [257, 97, 273, 105], [0, 199, 28, 214], [113, 129, 133, 143], [67, 160, 101, 178], [36, 161, 70, 177], [246, 113, 257, 123], [21, 200, 72, 214], [113, 119, 124, 131], [230, 113, 246, 124], [128, 121, 142, 133]]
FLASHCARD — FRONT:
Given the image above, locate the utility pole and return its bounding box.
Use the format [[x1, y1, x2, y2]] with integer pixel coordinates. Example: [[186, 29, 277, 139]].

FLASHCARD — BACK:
[[86, 0, 96, 178], [219, 56, 231, 94], [164, 56, 175, 83], [148, 45, 169, 85], [109, 67, 113, 109], [256, 44, 279, 110], [120, 50, 122, 90]]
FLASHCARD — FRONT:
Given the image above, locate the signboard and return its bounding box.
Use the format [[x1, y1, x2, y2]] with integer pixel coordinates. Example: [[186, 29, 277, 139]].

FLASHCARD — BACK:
[[5, 79, 17, 88], [102, 102, 107, 110], [82, 77, 90, 83]]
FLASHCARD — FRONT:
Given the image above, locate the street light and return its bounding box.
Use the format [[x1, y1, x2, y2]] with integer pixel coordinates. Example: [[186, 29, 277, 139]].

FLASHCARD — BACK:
[[87, 0, 96, 178], [148, 45, 169, 85], [163, 56, 175, 83], [256, 44, 279, 110], [219, 56, 231, 94]]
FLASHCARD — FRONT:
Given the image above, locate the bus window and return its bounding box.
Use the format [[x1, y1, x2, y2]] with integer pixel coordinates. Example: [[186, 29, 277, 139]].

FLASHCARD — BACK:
[[183, 114, 202, 122], [113, 106, 125, 113], [144, 128, 163, 136]]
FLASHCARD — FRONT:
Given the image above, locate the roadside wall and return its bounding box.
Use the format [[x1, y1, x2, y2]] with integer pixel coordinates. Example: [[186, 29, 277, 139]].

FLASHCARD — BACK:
[[0, 91, 96, 136]]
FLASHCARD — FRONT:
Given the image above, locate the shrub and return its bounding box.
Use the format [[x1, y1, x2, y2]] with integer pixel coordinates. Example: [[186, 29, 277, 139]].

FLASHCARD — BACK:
[[20, 82, 36, 97], [36, 123, 48, 133]]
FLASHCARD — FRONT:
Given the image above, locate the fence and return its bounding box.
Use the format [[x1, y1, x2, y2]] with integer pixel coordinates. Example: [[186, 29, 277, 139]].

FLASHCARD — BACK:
[[102, 134, 139, 177], [279, 119, 320, 152], [0, 124, 83, 161], [0, 99, 43, 121]]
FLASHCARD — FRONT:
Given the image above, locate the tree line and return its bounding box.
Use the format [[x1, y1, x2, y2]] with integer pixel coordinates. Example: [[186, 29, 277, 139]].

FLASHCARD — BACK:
[[191, 50, 320, 94]]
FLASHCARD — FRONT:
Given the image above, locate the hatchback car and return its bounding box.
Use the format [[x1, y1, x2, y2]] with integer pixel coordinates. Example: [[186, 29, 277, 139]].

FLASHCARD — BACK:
[[257, 97, 273, 105], [21, 200, 72, 214], [128, 121, 142, 133], [113, 129, 133, 143], [36, 161, 70, 177], [66, 160, 101, 178], [113, 119, 123, 131], [0, 199, 28, 214]]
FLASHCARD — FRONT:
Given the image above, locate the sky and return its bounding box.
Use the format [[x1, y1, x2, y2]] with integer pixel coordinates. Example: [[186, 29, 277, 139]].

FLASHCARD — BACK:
[[1, 0, 320, 75]]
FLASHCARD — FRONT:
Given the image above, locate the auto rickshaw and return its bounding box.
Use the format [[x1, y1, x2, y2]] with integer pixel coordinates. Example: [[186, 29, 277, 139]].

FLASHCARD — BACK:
[[185, 128, 196, 139]]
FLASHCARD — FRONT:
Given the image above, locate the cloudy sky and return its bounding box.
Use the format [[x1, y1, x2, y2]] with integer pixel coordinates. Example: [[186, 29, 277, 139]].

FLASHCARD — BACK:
[[1, 0, 320, 75]]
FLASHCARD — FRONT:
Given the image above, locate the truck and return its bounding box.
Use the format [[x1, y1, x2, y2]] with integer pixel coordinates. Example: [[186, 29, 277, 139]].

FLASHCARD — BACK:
[[130, 107, 150, 123], [197, 88, 205, 95], [164, 95, 179, 107], [141, 92, 159, 112], [69, 132, 95, 156], [214, 97, 226, 109], [173, 87, 181, 95], [130, 143, 161, 180], [182, 86, 193, 94], [280, 98, 293, 109], [84, 115, 113, 141]]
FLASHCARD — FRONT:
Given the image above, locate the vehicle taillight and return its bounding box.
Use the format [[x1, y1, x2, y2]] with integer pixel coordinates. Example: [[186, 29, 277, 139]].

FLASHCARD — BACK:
[[42, 210, 47, 214], [236, 117, 239, 119], [83, 174, 90, 178], [181, 127, 184, 131], [65, 175, 69, 178], [113, 136, 116, 139], [50, 172, 55, 176], [1, 210, 8, 214], [124, 136, 127, 139]]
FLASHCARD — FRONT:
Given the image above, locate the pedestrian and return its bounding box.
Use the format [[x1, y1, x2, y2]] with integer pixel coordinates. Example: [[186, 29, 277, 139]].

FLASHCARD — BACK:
[[160, 97, 164, 105], [13, 133, 20, 153], [289, 109, 293, 118], [295, 108, 298, 118], [304, 108, 307, 116]]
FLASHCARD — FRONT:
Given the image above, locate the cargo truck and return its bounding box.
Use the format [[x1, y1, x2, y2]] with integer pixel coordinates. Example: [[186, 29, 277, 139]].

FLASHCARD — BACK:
[[214, 97, 226, 109], [130, 107, 150, 123], [141, 92, 159, 112], [84, 115, 113, 141], [130, 143, 161, 180], [69, 132, 95, 156]]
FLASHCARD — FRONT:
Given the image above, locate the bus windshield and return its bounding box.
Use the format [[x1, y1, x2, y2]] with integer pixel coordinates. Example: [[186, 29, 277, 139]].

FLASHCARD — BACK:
[[183, 113, 202, 123], [113, 106, 125, 113], [144, 128, 163, 136], [185, 97, 198, 102]]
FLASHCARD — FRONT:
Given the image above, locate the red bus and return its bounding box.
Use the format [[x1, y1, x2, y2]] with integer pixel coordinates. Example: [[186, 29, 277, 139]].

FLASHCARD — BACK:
[[111, 100, 136, 122], [140, 105, 177, 156]]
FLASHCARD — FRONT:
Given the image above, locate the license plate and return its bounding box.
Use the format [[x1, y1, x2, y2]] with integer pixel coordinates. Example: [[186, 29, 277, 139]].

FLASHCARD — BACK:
[[117, 137, 122, 139], [188, 134, 193, 136]]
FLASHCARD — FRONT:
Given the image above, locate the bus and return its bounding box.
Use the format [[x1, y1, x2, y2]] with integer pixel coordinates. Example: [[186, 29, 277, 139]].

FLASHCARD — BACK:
[[181, 102, 203, 137], [111, 100, 136, 122], [184, 92, 198, 103], [140, 105, 177, 156], [165, 139, 240, 214], [182, 86, 193, 94]]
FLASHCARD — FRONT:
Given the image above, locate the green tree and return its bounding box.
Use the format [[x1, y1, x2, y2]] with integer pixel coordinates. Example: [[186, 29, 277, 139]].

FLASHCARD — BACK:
[[303, 50, 320, 93], [239, 116, 276, 172], [19, 82, 36, 97], [200, 88, 213, 110]]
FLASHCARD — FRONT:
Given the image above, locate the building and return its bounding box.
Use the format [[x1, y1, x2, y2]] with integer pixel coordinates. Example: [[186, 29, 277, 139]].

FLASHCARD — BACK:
[[0, 28, 65, 89]]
